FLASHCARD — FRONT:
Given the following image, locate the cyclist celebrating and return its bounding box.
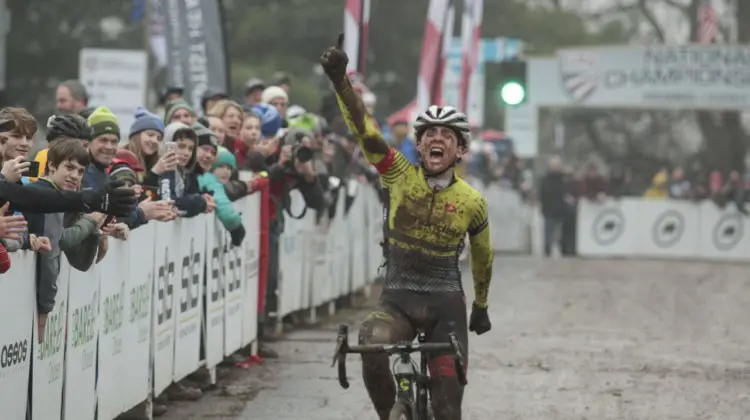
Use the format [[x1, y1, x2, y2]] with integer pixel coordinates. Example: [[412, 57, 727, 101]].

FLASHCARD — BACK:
[[320, 35, 493, 420]]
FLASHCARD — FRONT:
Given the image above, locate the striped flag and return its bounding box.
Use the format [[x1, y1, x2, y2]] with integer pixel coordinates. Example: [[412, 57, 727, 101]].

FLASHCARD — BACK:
[[343, 0, 371, 76], [459, 0, 483, 113], [697, 0, 717, 44]]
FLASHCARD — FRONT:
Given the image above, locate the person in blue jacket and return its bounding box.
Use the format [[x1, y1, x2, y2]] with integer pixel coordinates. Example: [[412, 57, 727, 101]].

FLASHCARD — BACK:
[[192, 122, 245, 246]]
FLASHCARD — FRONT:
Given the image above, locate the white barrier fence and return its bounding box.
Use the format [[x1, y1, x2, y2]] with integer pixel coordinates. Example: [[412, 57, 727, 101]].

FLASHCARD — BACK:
[[0, 182, 382, 420], [576, 198, 750, 261], [468, 180, 532, 253]]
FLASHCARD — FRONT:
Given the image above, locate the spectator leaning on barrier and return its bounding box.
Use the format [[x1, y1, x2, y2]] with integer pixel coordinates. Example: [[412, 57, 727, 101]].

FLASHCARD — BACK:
[[608, 165, 632, 199], [581, 163, 608, 201], [668, 166, 692, 200], [55, 79, 88, 115], [192, 124, 246, 246], [150, 121, 214, 217], [25, 138, 116, 341], [644, 168, 669, 199], [539, 155, 566, 257], [108, 149, 147, 197]]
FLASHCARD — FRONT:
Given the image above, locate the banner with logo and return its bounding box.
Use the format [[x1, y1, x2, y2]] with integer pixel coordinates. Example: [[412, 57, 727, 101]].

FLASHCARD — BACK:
[[698, 201, 750, 262], [152, 221, 178, 396], [32, 260, 68, 420], [577, 198, 750, 262], [64, 266, 100, 420], [632, 200, 701, 259], [205, 218, 225, 367], [121, 225, 155, 411], [161, 0, 229, 111], [528, 45, 750, 111], [576, 198, 638, 257], [173, 216, 206, 381], [241, 195, 261, 347], [0, 252, 34, 420], [223, 208, 245, 356]]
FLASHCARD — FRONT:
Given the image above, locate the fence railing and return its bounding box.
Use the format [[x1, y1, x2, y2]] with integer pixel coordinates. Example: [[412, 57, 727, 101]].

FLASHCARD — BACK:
[[0, 178, 383, 420]]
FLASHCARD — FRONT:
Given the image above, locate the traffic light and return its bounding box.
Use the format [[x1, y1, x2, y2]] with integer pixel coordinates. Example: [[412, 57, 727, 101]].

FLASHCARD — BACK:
[[497, 60, 528, 106]]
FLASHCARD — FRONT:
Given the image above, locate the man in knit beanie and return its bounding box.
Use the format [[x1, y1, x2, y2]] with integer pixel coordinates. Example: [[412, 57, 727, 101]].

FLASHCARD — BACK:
[[261, 86, 289, 119], [129, 106, 165, 139], [83, 106, 120, 189], [164, 98, 196, 126]]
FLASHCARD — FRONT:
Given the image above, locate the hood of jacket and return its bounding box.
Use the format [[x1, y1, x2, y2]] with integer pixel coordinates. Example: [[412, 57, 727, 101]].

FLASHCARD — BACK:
[[164, 121, 197, 170]]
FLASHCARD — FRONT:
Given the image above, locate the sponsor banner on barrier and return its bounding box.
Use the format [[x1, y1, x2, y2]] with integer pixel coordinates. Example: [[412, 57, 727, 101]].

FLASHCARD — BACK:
[[698, 202, 750, 261], [242, 196, 261, 347], [97, 239, 130, 419], [223, 216, 244, 357], [32, 260, 69, 420], [173, 216, 206, 381], [205, 218, 226, 368], [64, 266, 99, 420], [121, 225, 155, 411], [576, 198, 638, 257], [310, 231, 330, 308], [0, 253, 35, 420], [152, 221, 178, 396], [633, 200, 701, 259]]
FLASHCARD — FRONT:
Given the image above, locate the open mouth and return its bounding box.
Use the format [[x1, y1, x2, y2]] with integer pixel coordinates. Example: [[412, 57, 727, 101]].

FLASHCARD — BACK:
[[428, 147, 445, 162]]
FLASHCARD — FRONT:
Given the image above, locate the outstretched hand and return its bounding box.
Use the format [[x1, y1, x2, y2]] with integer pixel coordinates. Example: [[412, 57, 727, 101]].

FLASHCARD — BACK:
[[319, 32, 348, 83]]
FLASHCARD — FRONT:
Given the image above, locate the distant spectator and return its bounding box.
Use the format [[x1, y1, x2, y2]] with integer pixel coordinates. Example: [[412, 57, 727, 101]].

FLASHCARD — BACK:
[[200, 89, 228, 116], [55, 80, 88, 115], [387, 120, 418, 165], [272, 72, 292, 95], [539, 155, 565, 257], [580, 163, 607, 200], [262, 86, 289, 120], [721, 170, 748, 214], [644, 169, 669, 199], [243, 78, 266, 109], [668, 166, 692, 199], [164, 98, 197, 126], [608, 166, 631, 199]]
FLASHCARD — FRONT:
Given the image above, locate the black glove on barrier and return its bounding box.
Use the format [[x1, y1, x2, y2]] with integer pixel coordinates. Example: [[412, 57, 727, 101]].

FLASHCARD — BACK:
[[82, 180, 137, 217], [229, 225, 246, 247], [469, 303, 491, 335]]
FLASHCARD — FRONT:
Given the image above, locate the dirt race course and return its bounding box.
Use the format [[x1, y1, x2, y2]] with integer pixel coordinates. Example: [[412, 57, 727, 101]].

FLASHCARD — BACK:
[[159, 256, 750, 420]]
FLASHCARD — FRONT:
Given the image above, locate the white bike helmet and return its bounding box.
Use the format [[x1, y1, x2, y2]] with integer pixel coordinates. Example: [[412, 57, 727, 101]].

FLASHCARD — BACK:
[[413, 105, 471, 147]]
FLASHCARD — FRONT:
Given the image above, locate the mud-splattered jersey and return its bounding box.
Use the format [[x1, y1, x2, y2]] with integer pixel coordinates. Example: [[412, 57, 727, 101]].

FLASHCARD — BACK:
[[335, 91, 493, 307]]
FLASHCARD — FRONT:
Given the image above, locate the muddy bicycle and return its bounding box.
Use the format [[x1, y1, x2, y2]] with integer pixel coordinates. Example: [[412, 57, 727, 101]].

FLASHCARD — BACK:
[[332, 323, 467, 420]]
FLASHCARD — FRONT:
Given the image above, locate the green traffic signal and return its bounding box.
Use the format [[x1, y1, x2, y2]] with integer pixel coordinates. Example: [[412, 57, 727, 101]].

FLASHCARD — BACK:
[[499, 82, 526, 106], [496, 60, 528, 106]]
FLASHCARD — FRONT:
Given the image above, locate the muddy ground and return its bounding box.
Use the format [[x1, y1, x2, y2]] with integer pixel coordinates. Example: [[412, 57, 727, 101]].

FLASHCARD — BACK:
[[158, 256, 750, 420]]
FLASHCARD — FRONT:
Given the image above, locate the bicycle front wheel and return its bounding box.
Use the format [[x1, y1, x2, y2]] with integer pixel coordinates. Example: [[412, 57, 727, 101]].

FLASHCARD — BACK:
[[388, 401, 414, 420]]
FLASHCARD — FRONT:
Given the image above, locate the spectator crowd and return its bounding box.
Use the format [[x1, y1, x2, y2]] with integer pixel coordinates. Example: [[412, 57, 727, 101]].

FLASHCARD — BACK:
[[539, 155, 750, 257], [0, 73, 385, 419]]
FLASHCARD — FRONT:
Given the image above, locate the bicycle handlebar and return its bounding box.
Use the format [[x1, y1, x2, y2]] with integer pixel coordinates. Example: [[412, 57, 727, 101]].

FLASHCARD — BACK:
[[332, 324, 468, 389]]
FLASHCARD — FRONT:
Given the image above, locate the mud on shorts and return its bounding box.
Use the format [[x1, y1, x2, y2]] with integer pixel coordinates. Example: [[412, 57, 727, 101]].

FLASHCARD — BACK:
[[359, 289, 469, 376]]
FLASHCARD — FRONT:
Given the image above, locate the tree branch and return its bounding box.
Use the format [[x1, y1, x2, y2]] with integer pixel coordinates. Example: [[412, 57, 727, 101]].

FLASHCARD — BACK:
[[637, 0, 666, 42]]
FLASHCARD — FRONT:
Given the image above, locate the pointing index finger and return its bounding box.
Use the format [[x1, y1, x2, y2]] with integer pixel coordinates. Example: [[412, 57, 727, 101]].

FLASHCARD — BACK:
[[336, 32, 344, 50]]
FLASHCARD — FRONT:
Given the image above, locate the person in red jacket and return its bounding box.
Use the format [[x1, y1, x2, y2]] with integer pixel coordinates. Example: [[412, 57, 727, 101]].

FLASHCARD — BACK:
[[0, 242, 10, 273]]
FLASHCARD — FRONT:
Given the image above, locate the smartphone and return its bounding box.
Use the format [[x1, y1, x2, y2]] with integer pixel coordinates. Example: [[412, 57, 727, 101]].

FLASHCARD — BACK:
[[25, 161, 40, 177], [103, 215, 116, 227], [162, 142, 178, 155]]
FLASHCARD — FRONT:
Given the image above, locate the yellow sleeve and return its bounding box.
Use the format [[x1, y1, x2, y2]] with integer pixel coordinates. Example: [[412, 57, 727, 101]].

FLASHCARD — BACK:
[[467, 196, 492, 308]]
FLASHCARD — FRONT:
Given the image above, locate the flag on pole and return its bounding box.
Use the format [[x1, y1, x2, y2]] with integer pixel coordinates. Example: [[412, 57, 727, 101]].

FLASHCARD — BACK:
[[697, 0, 717, 44]]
